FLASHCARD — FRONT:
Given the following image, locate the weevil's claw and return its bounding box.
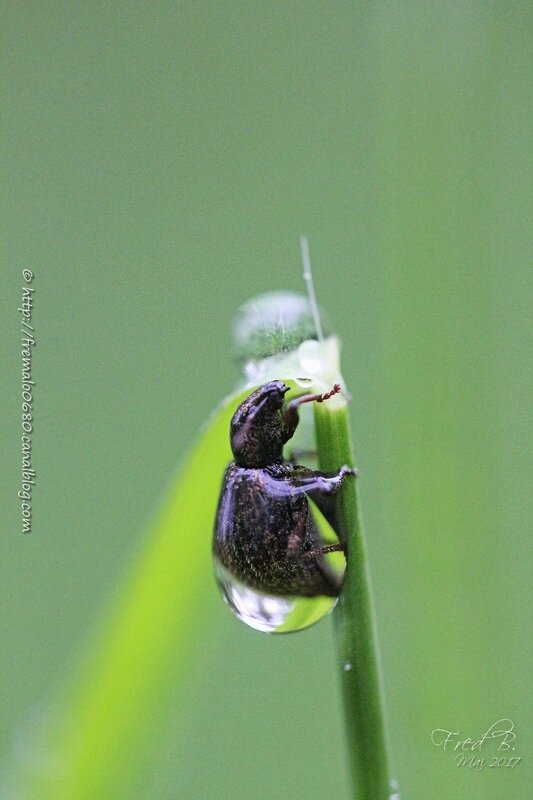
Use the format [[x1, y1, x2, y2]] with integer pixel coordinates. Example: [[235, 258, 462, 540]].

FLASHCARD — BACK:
[[316, 383, 341, 403], [340, 465, 359, 478]]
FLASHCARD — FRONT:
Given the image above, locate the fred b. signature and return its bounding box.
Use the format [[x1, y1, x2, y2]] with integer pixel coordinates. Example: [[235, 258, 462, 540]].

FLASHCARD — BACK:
[[431, 719, 522, 771]]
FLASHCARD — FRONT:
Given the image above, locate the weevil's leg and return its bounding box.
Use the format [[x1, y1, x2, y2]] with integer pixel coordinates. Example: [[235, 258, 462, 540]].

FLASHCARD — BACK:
[[291, 464, 358, 496], [263, 465, 357, 505], [286, 511, 308, 556], [286, 509, 347, 559], [292, 465, 358, 538], [302, 542, 347, 559], [284, 383, 342, 438]]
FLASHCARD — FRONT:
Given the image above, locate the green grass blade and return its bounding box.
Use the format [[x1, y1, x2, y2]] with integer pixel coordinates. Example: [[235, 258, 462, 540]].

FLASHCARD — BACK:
[[314, 402, 394, 800]]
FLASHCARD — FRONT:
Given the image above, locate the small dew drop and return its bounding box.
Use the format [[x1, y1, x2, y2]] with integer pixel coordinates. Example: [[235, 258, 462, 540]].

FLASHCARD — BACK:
[[389, 777, 400, 799], [343, 662, 353, 672], [232, 292, 331, 366]]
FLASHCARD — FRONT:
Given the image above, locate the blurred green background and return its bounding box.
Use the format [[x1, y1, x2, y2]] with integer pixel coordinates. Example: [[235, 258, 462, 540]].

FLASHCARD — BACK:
[[2, 2, 531, 798]]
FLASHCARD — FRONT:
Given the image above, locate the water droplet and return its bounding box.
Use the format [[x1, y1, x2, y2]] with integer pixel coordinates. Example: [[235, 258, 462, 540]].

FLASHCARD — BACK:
[[214, 559, 342, 633], [232, 292, 331, 366], [343, 662, 353, 671], [389, 777, 400, 799]]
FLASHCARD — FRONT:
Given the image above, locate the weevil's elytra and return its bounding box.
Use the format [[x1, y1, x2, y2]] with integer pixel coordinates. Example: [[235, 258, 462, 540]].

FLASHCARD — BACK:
[[212, 380, 357, 632]]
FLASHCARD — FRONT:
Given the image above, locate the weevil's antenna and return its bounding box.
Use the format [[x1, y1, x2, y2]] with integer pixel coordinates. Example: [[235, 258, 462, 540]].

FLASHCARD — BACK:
[[300, 234, 324, 342]]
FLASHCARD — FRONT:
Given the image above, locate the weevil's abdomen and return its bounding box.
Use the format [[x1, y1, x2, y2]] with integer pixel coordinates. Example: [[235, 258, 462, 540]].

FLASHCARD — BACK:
[[212, 464, 345, 633]]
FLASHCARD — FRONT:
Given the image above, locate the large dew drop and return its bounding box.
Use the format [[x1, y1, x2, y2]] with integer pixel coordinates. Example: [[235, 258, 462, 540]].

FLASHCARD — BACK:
[[213, 551, 345, 634]]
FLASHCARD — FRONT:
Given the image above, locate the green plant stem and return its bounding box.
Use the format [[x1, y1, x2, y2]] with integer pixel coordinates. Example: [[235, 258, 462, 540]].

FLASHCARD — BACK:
[[314, 402, 393, 800]]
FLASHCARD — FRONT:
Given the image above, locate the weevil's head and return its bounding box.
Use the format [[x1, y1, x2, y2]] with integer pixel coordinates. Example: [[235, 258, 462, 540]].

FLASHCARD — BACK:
[[230, 380, 291, 467]]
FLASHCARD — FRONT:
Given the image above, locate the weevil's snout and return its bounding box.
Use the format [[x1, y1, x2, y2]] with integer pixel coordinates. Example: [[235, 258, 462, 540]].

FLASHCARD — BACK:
[[247, 380, 289, 414], [261, 380, 289, 409]]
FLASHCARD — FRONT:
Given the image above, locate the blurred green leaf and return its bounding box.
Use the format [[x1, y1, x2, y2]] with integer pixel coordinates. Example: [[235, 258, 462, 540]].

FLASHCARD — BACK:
[[15, 389, 248, 800]]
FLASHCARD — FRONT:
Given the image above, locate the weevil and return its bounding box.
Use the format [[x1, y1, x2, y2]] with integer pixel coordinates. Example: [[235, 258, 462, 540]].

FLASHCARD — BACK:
[[213, 380, 357, 599]]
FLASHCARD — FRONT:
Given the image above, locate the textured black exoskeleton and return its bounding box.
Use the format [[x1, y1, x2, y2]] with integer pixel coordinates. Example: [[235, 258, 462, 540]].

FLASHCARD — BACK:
[[213, 380, 357, 599]]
